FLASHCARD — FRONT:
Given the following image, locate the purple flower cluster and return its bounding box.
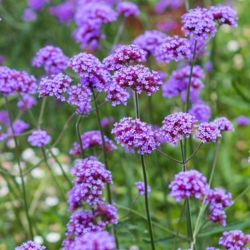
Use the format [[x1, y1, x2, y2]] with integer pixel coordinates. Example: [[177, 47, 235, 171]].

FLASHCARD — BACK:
[[214, 117, 234, 132], [73, 2, 117, 50], [117, 2, 140, 18], [28, 0, 49, 11], [15, 241, 46, 250], [103, 44, 147, 71], [210, 5, 238, 27], [32, 46, 69, 75], [10, 120, 29, 137], [113, 65, 163, 96], [162, 65, 205, 104], [0, 66, 37, 96], [155, 36, 191, 64], [112, 117, 161, 155], [195, 122, 221, 143], [39, 73, 72, 101], [169, 170, 208, 202], [0, 111, 9, 126], [189, 103, 211, 122], [182, 7, 217, 40], [70, 131, 117, 157], [136, 182, 152, 196], [219, 230, 250, 250], [237, 116, 250, 127], [17, 95, 37, 112], [28, 130, 51, 148], [155, 0, 183, 14], [101, 117, 114, 129], [70, 53, 111, 92], [206, 188, 233, 226], [134, 30, 167, 57], [161, 112, 197, 145]]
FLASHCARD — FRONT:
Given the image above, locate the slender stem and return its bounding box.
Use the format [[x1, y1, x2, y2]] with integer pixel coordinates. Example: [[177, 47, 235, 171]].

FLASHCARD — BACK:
[[111, 19, 125, 51], [38, 98, 47, 129], [91, 88, 119, 248], [134, 91, 155, 250], [190, 140, 221, 249], [4, 96, 34, 239], [185, 143, 202, 164], [157, 149, 183, 164], [75, 115, 85, 159]]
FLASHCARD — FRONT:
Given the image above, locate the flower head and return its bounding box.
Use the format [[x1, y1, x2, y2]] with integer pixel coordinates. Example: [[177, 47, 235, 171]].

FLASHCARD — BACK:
[[28, 0, 49, 11], [136, 182, 151, 196], [169, 170, 208, 202], [9, 120, 29, 136], [117, 2, 140, 17], [49, 2, 75, 23], [28, 130, 51, 148], [17, 95, 37, 112], [16, 241, 46, 250], [236, 116, 250, 127], [214, 117, 234, 132], [195, 122, 221, 143], [189, 103, 211, 122], [161, 112, 197, 145]]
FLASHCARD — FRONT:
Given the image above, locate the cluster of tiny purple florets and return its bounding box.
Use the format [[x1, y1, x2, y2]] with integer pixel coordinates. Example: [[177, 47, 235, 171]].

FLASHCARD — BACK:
[[15, 241, 46, 250], [189, 103, 212, 122], [112, 117, 161, 155], [28, 130, 51, 148], [17, 95, 37, 112], [195, 122, 222, 143], [136, 182, 152, 196], [117, 1, 140, 17], [214, 117, 234, 132]]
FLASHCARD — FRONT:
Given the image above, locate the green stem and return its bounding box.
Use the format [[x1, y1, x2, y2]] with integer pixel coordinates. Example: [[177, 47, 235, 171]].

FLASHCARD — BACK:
[[4, 96, 34, 240], [75, 116, 85, 159], [38, 98, 47, 129], [134, 91, 155, 250], [91, 88, 119, 248]]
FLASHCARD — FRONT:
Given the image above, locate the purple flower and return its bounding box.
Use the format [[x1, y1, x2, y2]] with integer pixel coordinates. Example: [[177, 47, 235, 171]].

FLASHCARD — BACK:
[[236, 116, 250, 127], [101, 117, 115, 129], [22, 8, 37, 22], [210, 5, 238, 27], [161, 112, 197, 145], [219, 230, 250, 250], [214, 117, 234, 132], [70, 231, 116, 250], [70, 131, 117, 156], [155, 36, 191, 64], [169, 170, 208, 202], [32, 45, 69, 75], [113, 65, 163, 95], [182, 7, 217, 40], [103, 44, 146, 71], [70, 53, 111, 92], [9, 120, 29, 136], [157, 20, 179, 33], [133, 30, 167, 57], [206, 247, 219, 250], [0, 126, 7, 141], [117, 2, 140, 17], [28, 0, 49, 11], [28, 130, 51, 148], [189, 103, 211, 122], [0, 111, 9, 126], [15, 240, 46, 250], [39, 73, 72, 101], [105, 83, 130, 107], [136, 181, 151, 196], [17, 95, 37, 112], [112, 117, 161, 155], [0, 55, 6, 65], [155, 0, 183, 14], [49, 2, 75, 23], [67, 84, 92, 115], [195, 122, 221, 143]]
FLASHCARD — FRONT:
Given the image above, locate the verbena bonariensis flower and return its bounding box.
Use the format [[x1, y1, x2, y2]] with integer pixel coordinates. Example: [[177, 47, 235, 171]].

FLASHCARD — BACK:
[[69, 131, 117, 156], [195, 122, 221, 143], [32, 45, 69, 75], [28, 0, 49, 11], [0, 126, 7, 141], [169, 170, 208, 202], [67, 84, 92, 115], [210, 5, 238, 27], [70, 231, 116, 250], [22, 8, 37, 22], [75, 2, 117, 26], [136, 181, 152, 196], [71, 157, 112, 185], [237, 116, 250, 127], [162, 65, 205, 103], [39, 73, 72, 101], [49, 1, 75, 23], [17, 95, 37, 112], [117, 2, 140, 17], [73, 22, 104, 51], [103, 44, 147, 71], [219, 230, 250, 250], [105, 83, 130, 107], [28, 130, 51, 148], [155, 36, 191, 64], [9, 120, 29, 136], [189, 103, 211, 122], [206, 188, 233, 226], [155, 0, 183, 14], [0, 111, 9, 126], [113, 65, 163, 95], [101, 117, 114, 129], [112, 117, 161, 155], [181, 7, 217, 40], [70, 53, 111, 92], [214, 117, 234, 132], [15, 240, 46, 250], [161, 112, 197, 145], [133, 30, 167, 57]]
